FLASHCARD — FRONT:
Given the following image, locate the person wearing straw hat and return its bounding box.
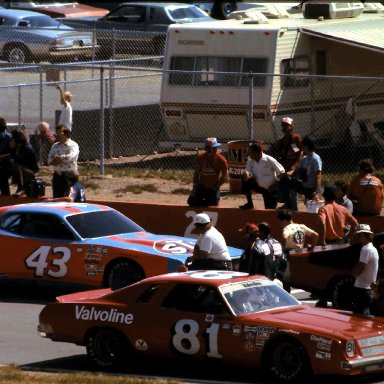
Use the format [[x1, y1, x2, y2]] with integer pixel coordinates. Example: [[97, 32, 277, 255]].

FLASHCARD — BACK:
[[352, 224, 379, 316]]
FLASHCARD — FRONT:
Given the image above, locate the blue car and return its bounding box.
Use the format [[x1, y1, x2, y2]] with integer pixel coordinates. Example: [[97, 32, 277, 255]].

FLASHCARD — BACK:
[[0, 8, 99, 63]]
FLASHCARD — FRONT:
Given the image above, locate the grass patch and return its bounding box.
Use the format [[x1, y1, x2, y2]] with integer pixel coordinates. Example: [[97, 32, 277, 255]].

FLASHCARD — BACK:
[[114, 183, 158, 195], [81, 179, 99, 190], [0, 365, 181, 384], [171, 188, 191, 195]]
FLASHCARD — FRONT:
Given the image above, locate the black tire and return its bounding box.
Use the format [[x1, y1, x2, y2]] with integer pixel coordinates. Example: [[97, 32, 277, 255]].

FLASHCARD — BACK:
[[330, 275, 355, 310], [5, 44, 32, 64], [85, 328, 129, 368], [211, 1, 237, 19], [107, 260, 145, 290], [263, 337, 312, 382]]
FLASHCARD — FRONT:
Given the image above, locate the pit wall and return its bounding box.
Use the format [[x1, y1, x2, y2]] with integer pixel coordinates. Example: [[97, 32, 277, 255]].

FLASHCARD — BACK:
[[2, 197, 383, 247]]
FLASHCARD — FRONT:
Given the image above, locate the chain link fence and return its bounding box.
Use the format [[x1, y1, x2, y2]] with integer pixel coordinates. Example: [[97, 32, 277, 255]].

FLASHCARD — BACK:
[[0, 27, 383, 193]]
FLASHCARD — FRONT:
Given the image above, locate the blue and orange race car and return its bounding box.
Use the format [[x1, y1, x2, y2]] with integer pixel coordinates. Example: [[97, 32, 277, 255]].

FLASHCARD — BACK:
[[0, 202, 242, 290]]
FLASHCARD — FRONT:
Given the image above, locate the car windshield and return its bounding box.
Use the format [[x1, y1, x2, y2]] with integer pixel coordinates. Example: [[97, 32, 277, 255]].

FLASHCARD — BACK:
[[221, 279, 300, 315], [18, 15, 61, 27], [167, 5, 208, 20], [66, 209, 144, 238]]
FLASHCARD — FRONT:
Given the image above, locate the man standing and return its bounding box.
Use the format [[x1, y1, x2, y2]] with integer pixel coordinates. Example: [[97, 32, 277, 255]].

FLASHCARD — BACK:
[[0, 117, 12, 196], [56, 84, 73, 130], [275, 117, 303, 209], [318, 185, 358, 245], [188, 137, 228, 207], [353, 224, 379, 316], [47, 125, 79, 198], [188, 213, 232, 271], [239, 142, 285, 209]]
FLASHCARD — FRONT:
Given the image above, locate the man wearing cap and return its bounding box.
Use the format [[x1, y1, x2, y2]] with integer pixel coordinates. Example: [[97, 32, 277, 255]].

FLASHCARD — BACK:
[[238, 223, 260, 274], [239, 142, 285, 209], [353, 224, 379, 316], [318, 184, 358, 246], [275, 117, 303, 209], [188, 137, 228, 207], [188, 213, 232, 271]]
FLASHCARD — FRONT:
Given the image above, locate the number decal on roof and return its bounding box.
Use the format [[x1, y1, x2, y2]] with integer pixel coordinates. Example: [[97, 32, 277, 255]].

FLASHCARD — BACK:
[[172, 319, 222, 358], [25, 246, 71, 278]]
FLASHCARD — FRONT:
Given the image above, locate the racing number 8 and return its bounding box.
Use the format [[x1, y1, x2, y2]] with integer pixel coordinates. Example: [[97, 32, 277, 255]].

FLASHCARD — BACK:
[[172, 319, 222, 358], [25, 246, 71, 278]]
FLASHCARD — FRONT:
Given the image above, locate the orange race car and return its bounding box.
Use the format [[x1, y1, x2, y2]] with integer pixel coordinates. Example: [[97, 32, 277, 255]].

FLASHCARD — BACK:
[[0, 202, 242, 290], [39, 271, 384, 382]]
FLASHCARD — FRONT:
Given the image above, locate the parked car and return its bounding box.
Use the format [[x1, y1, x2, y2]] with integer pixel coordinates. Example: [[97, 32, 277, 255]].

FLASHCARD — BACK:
[[0, 202, 242, 290], [0, 1, 109, 18], [0, 9, 99, 63], [39, 271, 384, 382], [286, 233, 384, 309], [58, 2, 214, 56]]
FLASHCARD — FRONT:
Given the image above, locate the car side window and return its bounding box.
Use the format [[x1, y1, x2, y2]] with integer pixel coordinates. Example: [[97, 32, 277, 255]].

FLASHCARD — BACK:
[[136, 284, 161, 303], [110, 5, 145, 23], [161, 284, 228, 314], [0, 213, 23, 234]]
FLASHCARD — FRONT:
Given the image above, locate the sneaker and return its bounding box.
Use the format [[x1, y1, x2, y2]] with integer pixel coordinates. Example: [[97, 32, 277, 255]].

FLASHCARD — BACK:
[[239, 202, 254, 209]]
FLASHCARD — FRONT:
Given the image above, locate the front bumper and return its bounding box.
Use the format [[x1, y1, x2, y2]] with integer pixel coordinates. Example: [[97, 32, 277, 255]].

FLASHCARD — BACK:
[[49, 45, 99, 58], [342, 356, 384, 372]]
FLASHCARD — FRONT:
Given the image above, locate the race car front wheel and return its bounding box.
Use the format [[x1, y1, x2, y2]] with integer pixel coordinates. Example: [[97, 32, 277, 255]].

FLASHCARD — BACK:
[[262, 337, 312, 382], [106, 260, 145, 290], [86, 328, 130, 368]]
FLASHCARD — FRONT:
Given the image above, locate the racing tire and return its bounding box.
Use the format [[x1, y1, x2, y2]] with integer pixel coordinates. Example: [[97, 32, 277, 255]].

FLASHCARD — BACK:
[[211, 1, 237, 19], [5, 44, 32, 64], [330, 275, 355, 310], [262, 337, 312, 382], [86, 328, 130, 368], [107, 260, 145, 290]]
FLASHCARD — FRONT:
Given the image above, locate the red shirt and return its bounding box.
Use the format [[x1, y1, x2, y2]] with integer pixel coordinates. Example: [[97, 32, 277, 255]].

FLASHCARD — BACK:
[[194, 152, 228, 190], [276, 133, 302, 172]]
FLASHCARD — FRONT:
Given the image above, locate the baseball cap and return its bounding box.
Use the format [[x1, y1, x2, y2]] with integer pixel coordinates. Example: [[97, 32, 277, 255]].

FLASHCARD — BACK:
[[257, 222, 271, 235], [281, 117, 294, 126], [239, 222, 259, 234], [193, 213, 211, 225], [355, 224, 373, 234], [204, 137, 221, 148]]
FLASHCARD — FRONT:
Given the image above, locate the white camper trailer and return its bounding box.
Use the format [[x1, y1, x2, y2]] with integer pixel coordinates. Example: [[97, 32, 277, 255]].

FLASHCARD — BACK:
[[160, 2, 384, 151]]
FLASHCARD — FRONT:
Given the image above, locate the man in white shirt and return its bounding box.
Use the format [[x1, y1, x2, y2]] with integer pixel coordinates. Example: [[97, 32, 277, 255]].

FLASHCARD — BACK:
[[188, 213, 232, 271], [56, 84, 73, 130], [239, 142, 285, 209], [47, 125, 79, 198], [353, 224, 379, 316]]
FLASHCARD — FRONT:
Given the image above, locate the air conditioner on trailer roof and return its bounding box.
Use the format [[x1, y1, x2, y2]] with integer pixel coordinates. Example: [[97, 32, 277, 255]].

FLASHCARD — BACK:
[[303, 2, 365, 19]]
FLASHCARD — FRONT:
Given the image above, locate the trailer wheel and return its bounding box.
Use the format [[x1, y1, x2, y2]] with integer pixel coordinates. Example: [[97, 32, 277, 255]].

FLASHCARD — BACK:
[[330, 276, 355, 310]]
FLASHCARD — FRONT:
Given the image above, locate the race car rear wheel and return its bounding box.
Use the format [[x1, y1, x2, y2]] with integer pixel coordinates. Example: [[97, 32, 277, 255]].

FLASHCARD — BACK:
[[86, 328, 129, 368], [106, 260, 145, 290], [330, 275, 355, 310], [263, 337, 312, 382]]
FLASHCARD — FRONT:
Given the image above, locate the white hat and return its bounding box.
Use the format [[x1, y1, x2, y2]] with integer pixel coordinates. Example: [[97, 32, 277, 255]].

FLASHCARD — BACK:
[[355, 224, 373, 234], [204, 137, 221, 148], [281, 117, 294, 126], [193, 213, 211, 225]]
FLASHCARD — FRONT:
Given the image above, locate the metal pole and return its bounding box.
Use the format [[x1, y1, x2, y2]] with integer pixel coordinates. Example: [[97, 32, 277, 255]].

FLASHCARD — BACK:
[[100, 67, 105, 176], [248, 72, 254, 141], [39, 70, 43, 123], [18, 84, 22, 126]]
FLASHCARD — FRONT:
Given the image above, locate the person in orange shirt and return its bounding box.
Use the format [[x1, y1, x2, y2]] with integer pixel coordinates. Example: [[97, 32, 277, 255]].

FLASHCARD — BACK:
[[188, 137, 228, 207], [318, 185, 358, 245], [348, 159, 383, 216]]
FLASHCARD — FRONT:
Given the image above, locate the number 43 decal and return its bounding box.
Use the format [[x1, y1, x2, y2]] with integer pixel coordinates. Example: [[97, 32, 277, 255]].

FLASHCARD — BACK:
[[25, 245, 71, 278]]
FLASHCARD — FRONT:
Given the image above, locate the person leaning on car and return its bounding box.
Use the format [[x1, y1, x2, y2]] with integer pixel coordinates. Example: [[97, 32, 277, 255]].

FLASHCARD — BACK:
[[188, 213, 232, 271]]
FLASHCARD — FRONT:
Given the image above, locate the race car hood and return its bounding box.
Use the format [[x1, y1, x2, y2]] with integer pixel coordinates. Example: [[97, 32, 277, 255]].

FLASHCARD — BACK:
[[89, 232, 242, 262], [255, 305, 384, 338]]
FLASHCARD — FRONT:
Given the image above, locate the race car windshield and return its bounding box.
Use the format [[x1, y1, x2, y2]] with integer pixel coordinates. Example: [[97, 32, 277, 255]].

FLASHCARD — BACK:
[[67, 210, 144, 238], [221, 281, 301, 315]]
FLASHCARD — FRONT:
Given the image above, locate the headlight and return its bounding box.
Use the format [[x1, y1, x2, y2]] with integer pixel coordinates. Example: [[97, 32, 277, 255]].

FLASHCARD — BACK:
[[346, 340, 356, 357]]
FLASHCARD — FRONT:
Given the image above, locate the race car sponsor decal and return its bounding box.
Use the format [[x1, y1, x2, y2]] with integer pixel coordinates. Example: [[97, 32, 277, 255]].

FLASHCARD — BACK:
[[233, 325, 241, 335], [135, 339, 148, 352], [316, 350, 331, 360], [75, 306, 133, 324], [85, 264, 104, 276], [279, 328, 300, 335], [187, 271, 248, 280], [87, 245, 108, 254], [244, 326, 276, 350], [85, 253, 103, 262], [153, 239, 195, 255], [311, 335, 333, 351]]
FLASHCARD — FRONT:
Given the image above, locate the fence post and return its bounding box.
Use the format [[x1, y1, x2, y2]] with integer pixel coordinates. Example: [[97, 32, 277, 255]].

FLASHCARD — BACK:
[[18, 84, 22, 127], [39, 69, 43, 123], [100, 66, 105, 176], [248, 72, 254, 141]]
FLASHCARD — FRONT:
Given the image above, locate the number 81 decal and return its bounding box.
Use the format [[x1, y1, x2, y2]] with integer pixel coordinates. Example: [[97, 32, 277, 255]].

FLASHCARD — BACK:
[[25, 245, 71, 278], [172, 319, 222, 358]]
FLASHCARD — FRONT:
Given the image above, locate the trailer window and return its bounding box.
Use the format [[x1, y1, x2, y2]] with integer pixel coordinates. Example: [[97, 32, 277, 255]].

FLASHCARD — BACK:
[[169, 56, 268, 87], [281, 56, 310, 88]]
